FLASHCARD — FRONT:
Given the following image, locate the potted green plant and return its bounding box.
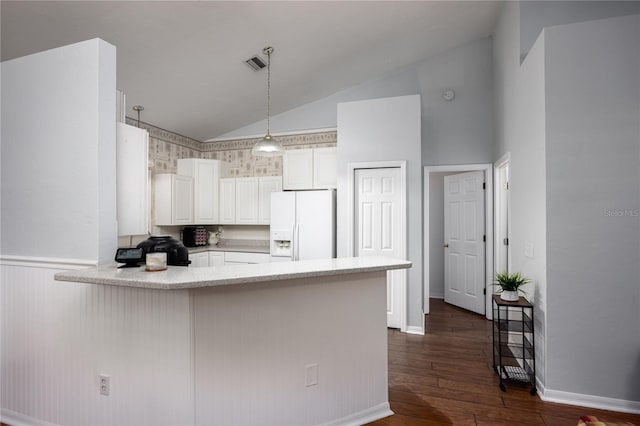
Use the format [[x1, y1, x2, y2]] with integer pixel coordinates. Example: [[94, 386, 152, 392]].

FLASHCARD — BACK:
[[494, 271, 530, 301]]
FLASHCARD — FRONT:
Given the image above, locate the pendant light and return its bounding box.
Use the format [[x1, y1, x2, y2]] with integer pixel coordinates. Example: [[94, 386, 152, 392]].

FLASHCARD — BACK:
[[252, 46, 285, 156]]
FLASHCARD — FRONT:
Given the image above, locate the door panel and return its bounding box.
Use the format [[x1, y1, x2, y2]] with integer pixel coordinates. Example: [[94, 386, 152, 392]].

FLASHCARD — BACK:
[[355, 167, 404, 328], [444, 171, 485, 314]]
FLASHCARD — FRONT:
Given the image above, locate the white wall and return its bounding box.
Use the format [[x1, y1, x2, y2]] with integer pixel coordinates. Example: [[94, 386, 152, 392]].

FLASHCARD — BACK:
[[494, 2, 640, 410], [494, 0, 548, 391], [336, 95, 423, 331], [1, 38, 117, 265], [220, 37, 494, 167], [520, 1, 640, 60], [544, 14, 640, 404], [514, 28, 548, 389]]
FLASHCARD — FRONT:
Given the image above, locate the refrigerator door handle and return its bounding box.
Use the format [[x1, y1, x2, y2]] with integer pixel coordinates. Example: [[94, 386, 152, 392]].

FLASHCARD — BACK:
[[290, 223, 296, 261], [295, 223, 300, 261]]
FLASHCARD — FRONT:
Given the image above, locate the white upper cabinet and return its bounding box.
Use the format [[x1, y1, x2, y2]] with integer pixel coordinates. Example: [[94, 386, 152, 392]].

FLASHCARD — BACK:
[[258, 176, 283, 224], [219, 176, 281, 225], [116, 123, 149, 236], [312, 147, 337, 189], [283, 147, 337, 190], [155, 174, 194, 226], [177, 159, 220, 224], [283, 148, 314, 189], [219, 178, 236, 224], [235, 177, 259, 224]]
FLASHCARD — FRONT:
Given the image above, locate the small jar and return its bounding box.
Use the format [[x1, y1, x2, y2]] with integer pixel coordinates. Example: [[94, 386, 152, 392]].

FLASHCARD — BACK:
[[145, 252, 167, 271]]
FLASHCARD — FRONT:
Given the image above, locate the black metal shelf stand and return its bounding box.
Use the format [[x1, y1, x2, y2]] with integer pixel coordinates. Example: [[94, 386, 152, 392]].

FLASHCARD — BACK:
[[492, 294, 537, 395]]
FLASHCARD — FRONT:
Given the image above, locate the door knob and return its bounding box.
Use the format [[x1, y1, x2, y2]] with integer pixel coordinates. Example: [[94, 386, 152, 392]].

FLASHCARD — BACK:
[[443, 243, 449, 248]]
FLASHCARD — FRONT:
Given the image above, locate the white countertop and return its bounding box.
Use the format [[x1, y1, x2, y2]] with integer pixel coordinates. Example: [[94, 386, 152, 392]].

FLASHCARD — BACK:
[[54, 257, 412, 290]]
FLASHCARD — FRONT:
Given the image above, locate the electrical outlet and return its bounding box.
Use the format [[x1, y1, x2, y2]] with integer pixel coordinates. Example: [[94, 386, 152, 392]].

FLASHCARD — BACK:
[[99, 374, 110, 396], [305, 364, 318, 387]]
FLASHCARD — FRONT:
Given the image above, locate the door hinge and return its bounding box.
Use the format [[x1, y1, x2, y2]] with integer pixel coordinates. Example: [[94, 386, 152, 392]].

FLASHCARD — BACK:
[[483, 235, 486, 242], [503, 238, 509, 246], [504, 181, 509, 190], [482, 182, 486, 190], [483, 288, 486, 295]]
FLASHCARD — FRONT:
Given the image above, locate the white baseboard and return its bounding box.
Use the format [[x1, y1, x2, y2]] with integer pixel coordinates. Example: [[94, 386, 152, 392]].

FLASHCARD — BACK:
[[538, 385, 640, 415], [406, 325, 425, 335], [321, 402, 393, 426], [1, 408, 58, 426]]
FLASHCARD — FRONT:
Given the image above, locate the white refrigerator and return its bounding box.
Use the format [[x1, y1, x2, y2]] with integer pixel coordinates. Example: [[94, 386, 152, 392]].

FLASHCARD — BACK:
[[270, 190, 336, 261]]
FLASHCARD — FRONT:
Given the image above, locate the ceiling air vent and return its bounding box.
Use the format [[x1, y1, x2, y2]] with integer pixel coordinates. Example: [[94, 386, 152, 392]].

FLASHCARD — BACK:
[[245, 55, 266, 71]]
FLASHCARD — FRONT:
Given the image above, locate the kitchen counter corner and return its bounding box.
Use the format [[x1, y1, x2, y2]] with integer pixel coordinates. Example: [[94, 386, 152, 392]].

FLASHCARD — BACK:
[[54, 256, 411, 290]]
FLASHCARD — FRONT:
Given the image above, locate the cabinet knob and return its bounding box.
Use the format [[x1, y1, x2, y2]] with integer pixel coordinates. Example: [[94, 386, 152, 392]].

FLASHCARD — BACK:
[[443, 243, 449, 248]]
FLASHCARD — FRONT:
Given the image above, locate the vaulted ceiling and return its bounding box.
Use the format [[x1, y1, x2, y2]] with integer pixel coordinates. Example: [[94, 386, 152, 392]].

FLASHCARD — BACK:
[[1, 1, 503, 141]]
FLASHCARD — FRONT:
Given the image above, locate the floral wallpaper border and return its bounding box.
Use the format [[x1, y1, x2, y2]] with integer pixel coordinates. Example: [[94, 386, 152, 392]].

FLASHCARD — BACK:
[[124, 117, 336, 178]]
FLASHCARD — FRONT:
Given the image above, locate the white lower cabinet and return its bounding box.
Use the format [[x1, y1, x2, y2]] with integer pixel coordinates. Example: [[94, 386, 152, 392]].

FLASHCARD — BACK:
[[190, 252, 209, 268], [224, 251, 270, 265], [219, 177, 282, 225], [208, 252, 225, 266], [190, 251, 267, 267]]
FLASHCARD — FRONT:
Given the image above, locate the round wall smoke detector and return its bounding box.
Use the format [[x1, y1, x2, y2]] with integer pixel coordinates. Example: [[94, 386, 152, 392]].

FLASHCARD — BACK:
[[442, 89, 455, 101]]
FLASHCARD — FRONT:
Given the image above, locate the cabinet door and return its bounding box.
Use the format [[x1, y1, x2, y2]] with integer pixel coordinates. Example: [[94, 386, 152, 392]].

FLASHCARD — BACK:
[[173, 175, 194, 225], [235, 177, 259, 224], [224, 251, 270, 264], [313, 147, 337, 189], [178, 159, 220, 224], [208, 252, 225, 266], [219, 178, 236, 224], [258, 176, 283, 224], [283, 148, 314, 190], [190, 252, 209, 267], [117, 123, 149, 235]]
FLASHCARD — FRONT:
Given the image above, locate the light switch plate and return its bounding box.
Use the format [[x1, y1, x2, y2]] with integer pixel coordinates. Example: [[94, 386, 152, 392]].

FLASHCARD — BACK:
[[525, 242, 534, 258]]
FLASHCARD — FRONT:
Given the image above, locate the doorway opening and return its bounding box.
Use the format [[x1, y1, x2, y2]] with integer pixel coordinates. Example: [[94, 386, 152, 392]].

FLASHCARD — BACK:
[[423, 164, 494, 321]]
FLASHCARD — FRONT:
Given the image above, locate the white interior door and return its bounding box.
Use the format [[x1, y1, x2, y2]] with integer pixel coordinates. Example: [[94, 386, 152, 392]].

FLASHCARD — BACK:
[[355, 168, 404, 328], [444, 171, 485, 314]]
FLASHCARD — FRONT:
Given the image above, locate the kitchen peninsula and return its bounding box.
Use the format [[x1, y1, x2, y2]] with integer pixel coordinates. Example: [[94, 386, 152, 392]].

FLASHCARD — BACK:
[[55, 257, 411, 426]]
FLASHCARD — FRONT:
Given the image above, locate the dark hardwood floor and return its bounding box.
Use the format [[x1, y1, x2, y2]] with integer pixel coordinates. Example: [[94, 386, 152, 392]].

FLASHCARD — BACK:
[[368, 299, 640, 426]]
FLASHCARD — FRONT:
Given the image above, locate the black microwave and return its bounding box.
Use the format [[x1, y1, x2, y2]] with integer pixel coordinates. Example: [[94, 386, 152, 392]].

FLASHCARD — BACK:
[[181, 226, 209, 247]]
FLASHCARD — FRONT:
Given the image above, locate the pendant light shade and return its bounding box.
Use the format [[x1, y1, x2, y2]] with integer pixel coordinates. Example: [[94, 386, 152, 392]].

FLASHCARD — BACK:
[[252, 46, 284, 157]]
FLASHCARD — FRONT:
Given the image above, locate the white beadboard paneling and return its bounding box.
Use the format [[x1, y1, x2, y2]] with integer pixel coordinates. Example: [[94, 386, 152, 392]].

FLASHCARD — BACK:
[[1, 263, 193, 426], [193, 271, 389, 425]]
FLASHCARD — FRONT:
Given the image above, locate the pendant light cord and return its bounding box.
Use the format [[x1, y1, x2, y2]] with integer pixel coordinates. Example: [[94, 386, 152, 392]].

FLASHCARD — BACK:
[[264, 46, 273, 137], [133, 105, 144, 128]]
